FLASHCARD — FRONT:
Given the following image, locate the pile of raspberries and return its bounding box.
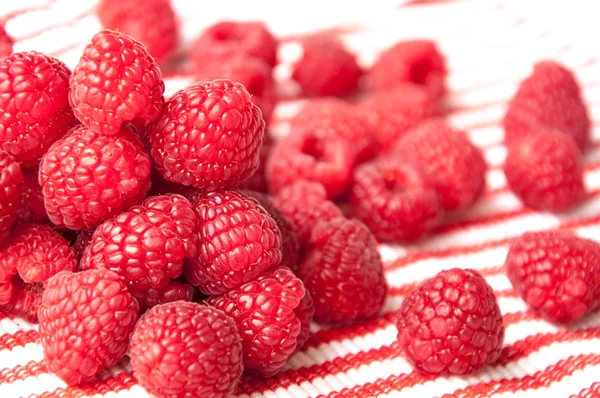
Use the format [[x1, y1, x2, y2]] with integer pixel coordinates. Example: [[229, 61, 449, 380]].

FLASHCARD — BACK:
[[0, 0, 595, 396]]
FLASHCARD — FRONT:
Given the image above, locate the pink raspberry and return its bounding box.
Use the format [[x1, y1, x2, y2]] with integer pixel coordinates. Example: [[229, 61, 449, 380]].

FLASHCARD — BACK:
[[0, 150, 22, 241]]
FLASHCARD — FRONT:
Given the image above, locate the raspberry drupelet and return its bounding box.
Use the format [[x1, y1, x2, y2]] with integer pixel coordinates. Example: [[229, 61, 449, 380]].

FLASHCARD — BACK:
[[0, 149, 22, 241], [150, 79, 266, 190]]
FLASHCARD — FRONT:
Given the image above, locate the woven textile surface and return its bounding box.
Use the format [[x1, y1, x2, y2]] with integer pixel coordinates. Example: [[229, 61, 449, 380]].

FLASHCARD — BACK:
[[1, 0, 600, 397]]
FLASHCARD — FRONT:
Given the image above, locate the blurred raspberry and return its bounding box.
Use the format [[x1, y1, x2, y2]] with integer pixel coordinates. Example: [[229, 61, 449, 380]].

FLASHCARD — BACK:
[[397, 268, 504, 375], [504, 129, 585, 212], [38, 269, 139, 385], [150, 80, 265, 190], [69, 30, 164, 136], [0, 279, 42, 322], [191, 21, 277, 67], [97, 0, 177, 63], [370, 40, 446, 99], [504, 61, 589, 150], [184, 190, 282, 295], [130, 302, 243, 397], [0, 25, 13, 58], [350, 158, 442, 242], [298, 217, 387, 324], [39, 125, 152, 230], [392, 119, 486, 211], [0, 52, 72, 165], [133, 282, 195, 314], [360, 84, 439, 151], [0, 150, 22, 240], [292, 36, 362, 97], [17, 167, 48, 224], [206, 267, 306, 375], [237, 133, 273, 193]]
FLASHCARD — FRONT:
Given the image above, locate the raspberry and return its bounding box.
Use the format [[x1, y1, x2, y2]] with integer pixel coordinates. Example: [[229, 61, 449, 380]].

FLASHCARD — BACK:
[[206, 267, 308, 375], [191, 21, 277, 68], [292, 36, 362, 97], [194, 56, 276, 122], [397, 268, 504, 375], [295, 288, 314, 351], [39, 125, 152, 230], [0, 150, 22, 240], [17, 167, 48, 224], [130, 301, 243, 397], [370, 40, 446, 99], [38, 269, 139, 385], [267, 127, 358, 199], [0, 25, 13, 58], [81, 194, 197, 294], [298, 217, 387, 324], [150, 79, 265, 190], [237, 133, 272, 193], [243, 190, 299, 271], [69, 30, 165, 136], [0, 277, 16, 305], [504, 129, 584, 212], [0, 223, 76, 284], [133, 282, 194, 314], [506, 231, 600, 323], [73, 228, 95, 259], [273, 180, 343, 246], [184, 190, 282, 295], [0, 52, 72, 166], [97, 0, 177, 63], [504, 61, 589, 150], [350, 158, 442, 242], [0, 279, 42, 323], [392, 119, 486, 211], [360, 84, 439, 151]]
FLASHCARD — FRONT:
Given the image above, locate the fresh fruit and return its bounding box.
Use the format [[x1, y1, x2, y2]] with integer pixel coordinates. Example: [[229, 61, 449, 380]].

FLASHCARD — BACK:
[[0, 149, 22, 240], [237, 133, 272, 193]]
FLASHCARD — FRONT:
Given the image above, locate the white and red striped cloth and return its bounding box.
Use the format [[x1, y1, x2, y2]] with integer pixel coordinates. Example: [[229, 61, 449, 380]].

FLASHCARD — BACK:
[[2, 0, 600, 397]]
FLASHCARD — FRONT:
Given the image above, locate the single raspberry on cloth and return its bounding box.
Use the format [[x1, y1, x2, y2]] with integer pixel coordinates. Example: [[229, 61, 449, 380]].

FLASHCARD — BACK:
[[130, 301, 243, 398], [359, 84, 439, 151], [237, 132, 273, 193], [69, 30, 164, 136], [506, 231, 600, 324], [0, 25, 13, 58], [0, 279, 42, 323], [397, 268, 504, 375], [132, 282, 195, 314], [504, 129, 585, 212], [150, 79, 265, 190], [298, 217, 387, 324], [0, 149, 22, 241], [0, 52, 72, 166], [184, 190, 282, 295], [370, 40, 446, 99], [350, 158, 442, 242], [292, 36, 362, 97], [17, 167, 48, 224], [97, 0, 178, 63], [39, 125, 152, 230], [191, 21, 278, 67], [504, 61, 589, 150], [392, 119, 486, 211], [38, 269, 139, 385]]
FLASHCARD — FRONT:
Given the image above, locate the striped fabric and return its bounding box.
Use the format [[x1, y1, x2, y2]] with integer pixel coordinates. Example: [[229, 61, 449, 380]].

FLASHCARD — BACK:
[[1, 0, 600, 396]]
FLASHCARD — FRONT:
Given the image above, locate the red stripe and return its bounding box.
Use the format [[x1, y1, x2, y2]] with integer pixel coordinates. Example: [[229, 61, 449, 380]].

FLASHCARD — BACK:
[[0, 360, 47, 384], [0, 329, 39, 351], [571, 381, 600, 398], [32, 370, 136, 398]]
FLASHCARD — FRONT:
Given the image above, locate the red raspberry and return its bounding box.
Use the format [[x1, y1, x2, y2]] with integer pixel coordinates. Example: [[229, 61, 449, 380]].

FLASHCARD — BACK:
[[0, 150, 22, 240], [237, 133, 272, 193], [504, 61, 589, 150], [392, 119, 486, 211], [69, 30, 164, 136], [243, 190, 299, 271], [0, 279, 42, 323], [130, 301, 243, 397], [206, 267, 309, 375], [39, 125, 152, 230], [150, 79, 265, 190], [97, 0, 177, 63], [397, 268, 504, 375], [370, 40, 446, 99], [360, 84, 439, 151], [506, 231, 600, 324], [267, 128, 358, 199], [298, 217, 387, 324], [0, 277, 16, 305], [0, 25, 13, 58], [292, 36, 362, 97], [191, 21, 277, 68], [0, 52, 72, 166], [81, 194, 197, 293], [504, 129, 584, 212], [350, 158, 442, 242], [17, 167, 48, 224], [0, 223, 76, 284], [194, 56, 276, 122], [73, 228, 95, 259], [273, 180, 343, 246], [184, 190, 282, 295], [38, 269, 139, 385], [133, 282, 194, 314]]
